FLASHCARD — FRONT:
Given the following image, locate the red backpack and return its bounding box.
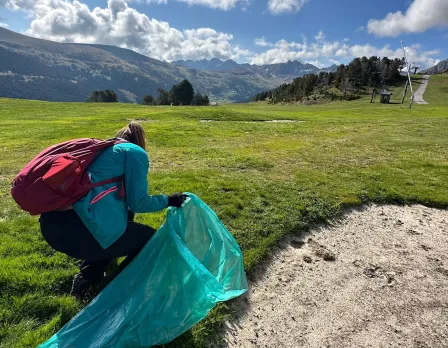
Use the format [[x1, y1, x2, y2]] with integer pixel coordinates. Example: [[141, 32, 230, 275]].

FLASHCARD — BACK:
[[11, 138, 126, 215]]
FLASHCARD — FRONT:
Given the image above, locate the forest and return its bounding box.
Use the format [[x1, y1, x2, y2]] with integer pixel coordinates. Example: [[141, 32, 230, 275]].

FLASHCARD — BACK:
[[252, 56, 406, 104]]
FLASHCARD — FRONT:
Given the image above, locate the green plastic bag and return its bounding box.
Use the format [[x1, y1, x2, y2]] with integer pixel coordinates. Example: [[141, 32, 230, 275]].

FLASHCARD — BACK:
[[39, 193, 248, 348]]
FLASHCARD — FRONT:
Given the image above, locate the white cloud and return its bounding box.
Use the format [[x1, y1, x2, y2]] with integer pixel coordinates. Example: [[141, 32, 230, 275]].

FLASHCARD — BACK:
[[422, 49, 440, 56], [4, 0, 37, 11], [305, 60, 324, 68], [268, 0, 308, 14], [131, 0, 242, 10], [249, 37, 440, 69], [0, 22, 8, 27], [1, 0, 441, 69], [328, 59, 340, 65], [367, 0, 448, 37], [315, 30, 324, 41], [130, 0, 168, 4], [355, 26, 365, 32], [177, 0, 239, 10], [3, 0, 250, 61], [254, 37, 273, 47]]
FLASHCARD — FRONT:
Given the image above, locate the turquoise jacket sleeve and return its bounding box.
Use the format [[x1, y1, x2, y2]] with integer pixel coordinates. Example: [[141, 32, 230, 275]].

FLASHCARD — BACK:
[[125, 148, 168, 213]]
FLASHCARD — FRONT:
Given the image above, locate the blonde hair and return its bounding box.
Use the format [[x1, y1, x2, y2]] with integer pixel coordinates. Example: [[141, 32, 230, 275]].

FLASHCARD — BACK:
[[116, 122, 146, 150]]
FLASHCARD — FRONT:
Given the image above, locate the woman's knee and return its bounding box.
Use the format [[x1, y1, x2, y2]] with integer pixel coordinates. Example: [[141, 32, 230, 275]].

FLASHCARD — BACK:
[[127, 222, 156, 244]]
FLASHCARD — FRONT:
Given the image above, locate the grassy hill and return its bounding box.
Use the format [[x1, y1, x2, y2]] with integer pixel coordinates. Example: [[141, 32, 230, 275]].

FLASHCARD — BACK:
[[1, 77, 448, 347], [423, 74, 448, 105]]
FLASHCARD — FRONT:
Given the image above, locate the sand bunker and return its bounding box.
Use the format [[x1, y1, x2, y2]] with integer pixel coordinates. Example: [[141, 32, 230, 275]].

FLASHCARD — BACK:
[[218, 205, 448, 348]]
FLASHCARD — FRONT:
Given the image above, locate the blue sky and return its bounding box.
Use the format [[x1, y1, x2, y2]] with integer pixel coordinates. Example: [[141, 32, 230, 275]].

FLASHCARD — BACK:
[[0, 0, 447, 68]]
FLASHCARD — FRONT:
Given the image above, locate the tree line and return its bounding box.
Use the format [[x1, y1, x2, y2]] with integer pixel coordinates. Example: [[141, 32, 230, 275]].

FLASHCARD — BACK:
[[85, 79, 210, 106], [252, 56, 406, 104], [86, 90, 118, 103], [142, 79, 209, 106]]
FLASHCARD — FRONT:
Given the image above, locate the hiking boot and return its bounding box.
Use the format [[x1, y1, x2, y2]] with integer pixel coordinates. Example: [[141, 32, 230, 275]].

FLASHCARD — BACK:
[[70, 273, 92, 299]]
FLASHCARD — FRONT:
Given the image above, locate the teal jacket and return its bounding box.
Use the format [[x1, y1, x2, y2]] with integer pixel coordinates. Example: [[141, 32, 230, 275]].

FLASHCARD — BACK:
[[73, 143, 168, 249]]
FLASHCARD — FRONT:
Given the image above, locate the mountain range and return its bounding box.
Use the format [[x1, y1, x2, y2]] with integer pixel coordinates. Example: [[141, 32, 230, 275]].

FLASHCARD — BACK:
[[0, 27, 335, 103], [173, 58, 337, 77], [420, 59, 448, 75]]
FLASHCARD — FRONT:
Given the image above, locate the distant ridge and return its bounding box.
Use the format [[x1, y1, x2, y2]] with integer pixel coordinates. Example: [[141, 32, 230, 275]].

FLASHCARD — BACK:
[[172, 58, 338, 77], [420, 59, 448, 74]]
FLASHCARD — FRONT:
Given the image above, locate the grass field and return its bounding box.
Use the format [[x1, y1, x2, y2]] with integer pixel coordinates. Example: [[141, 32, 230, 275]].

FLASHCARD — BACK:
[[0, 76, 447, 347], [424, 74, 448, 105]]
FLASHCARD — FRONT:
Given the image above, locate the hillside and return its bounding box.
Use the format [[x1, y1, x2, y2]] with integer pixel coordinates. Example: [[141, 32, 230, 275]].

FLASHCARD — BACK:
[[422, 74, 448, 105], [0, 27, 291, 103], [420, 59, 448, 74], [252, 56, 406, 104]]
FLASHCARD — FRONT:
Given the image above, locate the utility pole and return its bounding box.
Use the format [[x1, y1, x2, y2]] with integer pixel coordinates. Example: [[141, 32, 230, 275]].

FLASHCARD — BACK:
[[401, 41, 414, 109]]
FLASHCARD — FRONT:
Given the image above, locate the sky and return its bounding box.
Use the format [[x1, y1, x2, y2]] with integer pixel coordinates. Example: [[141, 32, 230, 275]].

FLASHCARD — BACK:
[[0, 0, 447, 69]]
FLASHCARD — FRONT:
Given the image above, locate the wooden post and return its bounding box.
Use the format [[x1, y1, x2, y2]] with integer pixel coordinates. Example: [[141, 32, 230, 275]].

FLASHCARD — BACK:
[[370, 88, 376, 103], [401, 80, 408, 104]]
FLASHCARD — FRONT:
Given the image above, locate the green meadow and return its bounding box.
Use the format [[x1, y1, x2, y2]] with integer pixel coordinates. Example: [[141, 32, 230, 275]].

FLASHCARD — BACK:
[[0, 76, 447, 347]]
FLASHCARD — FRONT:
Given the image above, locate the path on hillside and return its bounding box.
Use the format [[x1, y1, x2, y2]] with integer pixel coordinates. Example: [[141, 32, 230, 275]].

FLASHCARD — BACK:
[[217, 205, 448, 348], [414, 75, 430, 104]]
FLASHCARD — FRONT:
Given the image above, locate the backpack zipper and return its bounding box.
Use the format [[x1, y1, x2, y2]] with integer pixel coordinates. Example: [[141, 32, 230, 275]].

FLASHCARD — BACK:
[[89, 186, 118, 205]]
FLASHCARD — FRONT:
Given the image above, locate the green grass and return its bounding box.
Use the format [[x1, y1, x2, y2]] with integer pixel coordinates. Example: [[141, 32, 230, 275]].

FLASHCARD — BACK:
[[423, 74, 448, 105], [1, 76, 448, 347]]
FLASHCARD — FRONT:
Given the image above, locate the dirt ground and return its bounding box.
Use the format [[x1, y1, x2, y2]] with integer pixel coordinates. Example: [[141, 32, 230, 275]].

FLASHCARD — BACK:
[[219, 205, 448, 348], [414, 75, 429, 104]]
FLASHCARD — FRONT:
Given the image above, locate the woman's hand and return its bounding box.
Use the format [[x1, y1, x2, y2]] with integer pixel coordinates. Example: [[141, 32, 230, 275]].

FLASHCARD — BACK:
[[167, 193, 188, 208]]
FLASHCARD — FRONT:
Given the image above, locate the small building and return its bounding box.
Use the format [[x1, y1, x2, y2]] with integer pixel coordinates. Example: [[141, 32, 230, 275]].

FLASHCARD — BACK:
[[380, 90, 392, 104]]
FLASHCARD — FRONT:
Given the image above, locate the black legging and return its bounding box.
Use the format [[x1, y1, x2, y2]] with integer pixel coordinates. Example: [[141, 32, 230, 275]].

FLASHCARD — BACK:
[[39, 210, 156, 283]]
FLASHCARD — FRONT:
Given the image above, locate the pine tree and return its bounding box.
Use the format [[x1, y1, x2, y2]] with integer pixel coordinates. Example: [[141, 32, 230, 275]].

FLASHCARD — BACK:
[[142, 95, 155, 105], [156, 89, 170, 105], [170, 80, 194, 105]]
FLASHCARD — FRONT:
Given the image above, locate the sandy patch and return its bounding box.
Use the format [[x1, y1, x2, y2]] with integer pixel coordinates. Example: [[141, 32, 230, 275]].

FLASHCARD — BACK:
[[218, 204, 448, 348]]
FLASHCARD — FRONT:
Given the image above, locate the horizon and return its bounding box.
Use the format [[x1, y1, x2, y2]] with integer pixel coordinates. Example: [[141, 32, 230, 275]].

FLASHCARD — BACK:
[[0, 0, 447, 69]]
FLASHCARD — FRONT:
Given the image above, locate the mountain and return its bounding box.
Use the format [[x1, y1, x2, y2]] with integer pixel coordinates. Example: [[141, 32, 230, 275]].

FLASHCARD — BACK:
[[0, 28, 291, 103], [320, 64, 338, 73], [172, 58, 336, 79], [420, 59, 448, 74], [172, 58, 240, 71], [257, 60, 320, 77]]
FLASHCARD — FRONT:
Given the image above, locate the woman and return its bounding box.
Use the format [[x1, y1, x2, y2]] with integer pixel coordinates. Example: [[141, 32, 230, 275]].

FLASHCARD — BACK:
[[39, 122, 187, 298]]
